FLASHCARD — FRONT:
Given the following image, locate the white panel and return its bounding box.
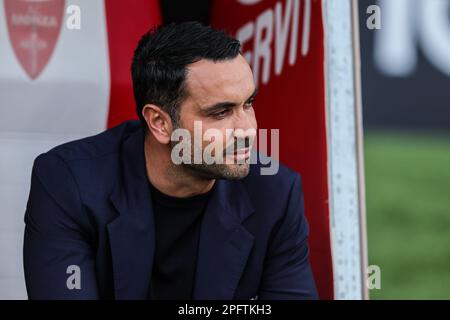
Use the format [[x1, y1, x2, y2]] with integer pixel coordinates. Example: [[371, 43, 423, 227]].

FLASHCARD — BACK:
[[323, 0, 367, 300], [0, 230, 24, 277], [0, 0, 110, 299], [0, 277, 27, 300], [0, 0, 110, 134]]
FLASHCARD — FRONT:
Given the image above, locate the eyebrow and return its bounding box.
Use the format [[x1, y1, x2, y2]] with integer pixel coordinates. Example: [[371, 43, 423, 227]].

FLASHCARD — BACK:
[[200, 88, 258, 114]]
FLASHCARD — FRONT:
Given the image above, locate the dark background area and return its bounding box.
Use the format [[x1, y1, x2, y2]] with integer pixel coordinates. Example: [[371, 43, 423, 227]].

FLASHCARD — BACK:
[[359, 0, 450, 131], [160, 0, 211, 24]]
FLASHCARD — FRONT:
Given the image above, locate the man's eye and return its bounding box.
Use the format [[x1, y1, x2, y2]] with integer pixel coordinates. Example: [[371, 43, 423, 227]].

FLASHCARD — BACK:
[[212, 109, 230, 118], [244, 100, 254, 109]]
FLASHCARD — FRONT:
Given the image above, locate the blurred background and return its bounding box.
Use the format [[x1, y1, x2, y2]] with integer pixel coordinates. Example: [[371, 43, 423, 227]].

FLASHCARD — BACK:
[[360, 0, 450, 299]]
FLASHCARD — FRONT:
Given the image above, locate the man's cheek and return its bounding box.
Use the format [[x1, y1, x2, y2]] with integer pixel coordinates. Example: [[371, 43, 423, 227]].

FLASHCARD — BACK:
[[203, 131, 226, 164]]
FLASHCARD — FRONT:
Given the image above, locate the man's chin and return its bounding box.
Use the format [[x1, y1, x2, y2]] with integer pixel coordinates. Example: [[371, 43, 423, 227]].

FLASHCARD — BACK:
[[184, 163, 250, 180], [221, 163, 250, 180]]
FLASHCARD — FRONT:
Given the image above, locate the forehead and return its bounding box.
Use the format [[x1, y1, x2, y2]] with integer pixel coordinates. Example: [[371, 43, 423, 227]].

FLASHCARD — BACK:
[[185, 55, 255, 106]]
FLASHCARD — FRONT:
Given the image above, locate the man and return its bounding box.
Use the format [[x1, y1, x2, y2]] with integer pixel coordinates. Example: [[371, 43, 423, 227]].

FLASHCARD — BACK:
[[23, 22, 318, 300]]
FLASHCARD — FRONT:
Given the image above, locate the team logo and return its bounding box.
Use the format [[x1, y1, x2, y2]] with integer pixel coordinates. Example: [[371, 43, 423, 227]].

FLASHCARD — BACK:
[[5, 0, 65, 79]]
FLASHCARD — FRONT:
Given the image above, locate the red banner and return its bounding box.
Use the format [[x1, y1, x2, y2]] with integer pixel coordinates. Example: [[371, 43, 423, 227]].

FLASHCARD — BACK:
[[211, 0, 334, 299], [105, 0, 162, 128]]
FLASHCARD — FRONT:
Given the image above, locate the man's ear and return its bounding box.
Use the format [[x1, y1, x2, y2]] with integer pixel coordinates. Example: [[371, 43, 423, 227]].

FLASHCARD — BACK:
[[142, 104, 173, 144]]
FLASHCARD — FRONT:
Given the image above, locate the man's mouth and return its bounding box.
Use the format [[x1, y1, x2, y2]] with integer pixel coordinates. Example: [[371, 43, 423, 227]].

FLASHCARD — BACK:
[[227, 147, 251, 161]]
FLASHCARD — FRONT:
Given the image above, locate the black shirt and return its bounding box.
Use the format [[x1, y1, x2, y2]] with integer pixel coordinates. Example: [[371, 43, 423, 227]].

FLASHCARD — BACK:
[[149, 182, 214, 300]]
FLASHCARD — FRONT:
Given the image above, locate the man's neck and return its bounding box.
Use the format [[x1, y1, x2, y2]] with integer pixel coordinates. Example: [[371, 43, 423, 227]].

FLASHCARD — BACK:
[[144, 134, 215, 198]]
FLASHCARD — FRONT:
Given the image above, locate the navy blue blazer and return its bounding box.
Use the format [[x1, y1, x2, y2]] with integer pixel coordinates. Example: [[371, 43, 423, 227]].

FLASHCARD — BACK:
[[23, 120, 318, 300]]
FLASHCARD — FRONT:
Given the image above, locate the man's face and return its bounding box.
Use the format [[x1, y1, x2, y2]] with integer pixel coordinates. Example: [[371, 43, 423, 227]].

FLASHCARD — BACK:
[[173, 54, 257, 180]]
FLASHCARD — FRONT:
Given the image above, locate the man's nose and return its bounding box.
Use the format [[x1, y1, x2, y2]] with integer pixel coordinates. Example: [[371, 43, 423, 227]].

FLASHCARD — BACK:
[[233, 109, 257, 139]]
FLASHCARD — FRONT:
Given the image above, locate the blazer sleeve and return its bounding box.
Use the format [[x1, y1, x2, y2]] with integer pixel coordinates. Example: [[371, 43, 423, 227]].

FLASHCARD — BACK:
[[23, 152, 99, 299], [258, 173, 319, 300]]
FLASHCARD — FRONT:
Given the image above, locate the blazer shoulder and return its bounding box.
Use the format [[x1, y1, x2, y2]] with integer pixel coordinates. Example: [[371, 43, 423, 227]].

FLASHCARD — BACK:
[[30, 121, 143, 202], [45, 120, 142, 163]]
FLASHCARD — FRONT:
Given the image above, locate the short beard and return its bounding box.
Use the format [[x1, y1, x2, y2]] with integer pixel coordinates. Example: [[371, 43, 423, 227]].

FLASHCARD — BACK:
[[169, 121, 251, 181], [184, 162, 250, 180]]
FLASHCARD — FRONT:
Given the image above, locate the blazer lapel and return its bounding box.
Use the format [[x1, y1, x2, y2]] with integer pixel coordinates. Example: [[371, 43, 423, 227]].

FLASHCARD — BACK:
[[105, 124, 256, 300], [193, 179, 255, 300], [107, 127, 155, 299]]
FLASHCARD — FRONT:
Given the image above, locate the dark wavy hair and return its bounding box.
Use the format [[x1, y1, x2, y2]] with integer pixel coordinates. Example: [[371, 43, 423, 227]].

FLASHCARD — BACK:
[[131, 21, 241, 132]]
